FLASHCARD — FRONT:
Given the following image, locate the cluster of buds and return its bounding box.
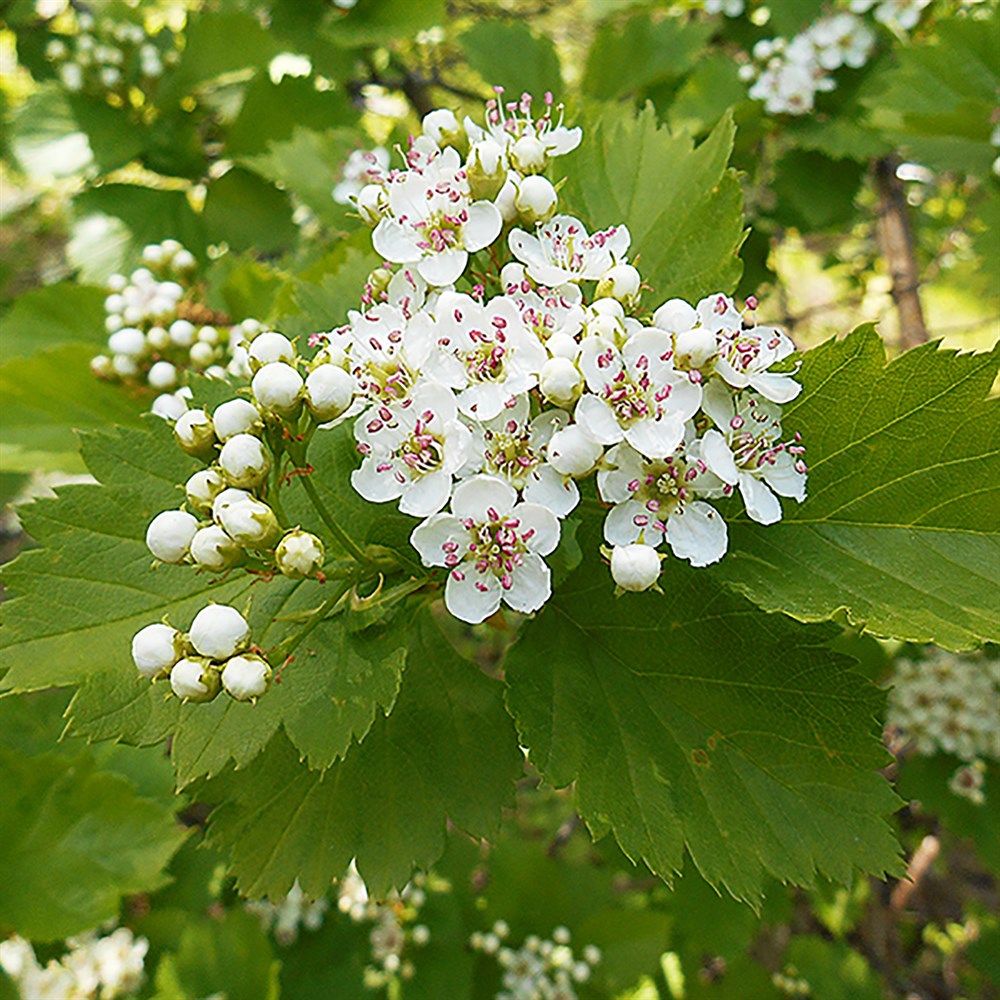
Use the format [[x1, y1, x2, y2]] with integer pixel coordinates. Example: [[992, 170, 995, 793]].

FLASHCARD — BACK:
[[43, 8, 177, 98], [246, 881, 330, 947], [309, 92, 807, 623], [90, 241, 266, 406], [470, 922, 602, 999], [131, 604, 273, 703]]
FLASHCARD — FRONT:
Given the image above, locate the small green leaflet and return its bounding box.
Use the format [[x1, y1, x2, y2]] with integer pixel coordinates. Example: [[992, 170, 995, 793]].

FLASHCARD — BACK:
[[0, 282, 107, 363], [716, 328, 1000, 650], [201, 610, 522, 899], [561, 104, 744, 303], [504, 540, 903, 904]]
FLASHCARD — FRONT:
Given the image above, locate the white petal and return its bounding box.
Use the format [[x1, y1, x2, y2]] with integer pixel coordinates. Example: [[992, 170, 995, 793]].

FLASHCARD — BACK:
[[739, 473, 783, 525], [748, 371, 802, 404], [604, 500, 665, 547], [457, 380, 510, 421], [702, 378, 736, 429], [410, 514, 467, 566], [596, 442, 644, 503], [514, 502, 560, 556], [576, 393, 624, 444], [463, 201, 503, 252], [508, 229, 545, 269], [372, 219, 421, 263], [399, 469, 454, 517], [524, 465, 580, 518], [418, 249, 468, 287], [700, 428, 739, 485], [624, 413, 684, 459], [351, 458, 405, 503], [667, 501, 728, 567], [760, 452, 807, 501], [504, 553, 551, 614], [452, 474, 516, 521], [445, 567, 502, 624]]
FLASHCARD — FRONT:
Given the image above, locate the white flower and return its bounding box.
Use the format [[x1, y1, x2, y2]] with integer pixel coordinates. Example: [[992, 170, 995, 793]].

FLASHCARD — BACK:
[[546, 423, 603, 476], [275, 530, 326, 579], [468, 394, 580, 517], [410, 475, 560, 623], [218, 497, 280, 547], [189, 604, 250, 660], [372, 146, 502, 286], [421, 292, 546, 420], [509, 215, 630, 286], [352, 381, 472, 516], [333, 147, 390, 205], [174, 408, 216, 457], [598, 441, 728, 566], [212, 398, 262, 441], [305, 364, 356, 421], [146, 509, 199, 563], [222, 654, 272, 701], [252, 362, 304, 414], [577, 330, 701, 459], [700, 382, 808, 525], [190, 524, 242, 570], [131, 622, 183, 679], [170, 657, 221, 701], [219, 433, 270, 488]]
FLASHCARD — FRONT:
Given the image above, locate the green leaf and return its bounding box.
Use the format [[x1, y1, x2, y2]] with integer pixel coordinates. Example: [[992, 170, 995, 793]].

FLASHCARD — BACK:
[[584, 14, 712, 101], [862, 17, 1000, 175], [0, 282, 107, 363], [66, 93, 146, 173], [504, 540, 902, 904], [769, 150, 865, 231], [785, 937, 882, 1000], [667, 54, 747, 137], [203, 609, 521, 898], [202, 168, 296, 254], [562, 104, 744, 302], [324, 0, 447, 47], [0, 746, 187, 940], [461, 22, 562, 97], [715, 328, 1000, 651]]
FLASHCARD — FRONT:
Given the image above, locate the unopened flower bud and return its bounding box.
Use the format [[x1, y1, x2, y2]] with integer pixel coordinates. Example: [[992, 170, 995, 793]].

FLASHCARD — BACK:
[[112, 355, 139, 379], [275, 530, 325, 579], [190, 524, 242, 570], [108, 327, 146, 358], [211, 487, 253, 521], [212, 398, 262, 441], [185, 468, 225, 513], [148, 360, 178, 391], [147, 326, 170, 351], [539, 357, 583, 406], [673, 326, 718, 370], [169, 319, 196, 347], [218, 498, 280, 547], [305, 365, 355, 421], [364, 266, 393, 302], [131, 622, 183, 679], [495, 173, 519, 222], [595, 263, 641, 309], [652, 298, 698, 334], [170, 657, 221, 702], [546, 333, 579, 360], [515, 175, 558, 226], [422, 108, 464, 149], [219, 433, 270, 488], [252, 362, 303, 415], [91, 354, 113, 378], [189, 341, 216, 369], [467, 139, 507, 201], [174, 248, 196, 271], [152, 391, 189, 421], [611, 543, 661, 592], [509, 133, 548, 174], [356, 183, 388, 226], [221, 654, 272, 702], [189, 604, 250, 660], [197, 325, 220, 345], [174, 408, 216, 458], [248, 331, 295, 369], [547, 425, 603, 476], [146, 509, 199, 563]]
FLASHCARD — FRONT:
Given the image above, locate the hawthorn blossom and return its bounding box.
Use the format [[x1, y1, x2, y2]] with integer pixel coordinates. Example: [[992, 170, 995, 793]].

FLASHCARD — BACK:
[[509, 215, 631, 286], [421, 292, 547, 420], [700, 381, 808, 525], [372, 146, 502, 286], [576, 330, 701, 459], [467, 394, 580, 517], [352, 382, 473, 517], [410, 475, 560, 623], [597, 441, 728, 567], [333, 147, 390, 205], [501, 262, 585, 347]]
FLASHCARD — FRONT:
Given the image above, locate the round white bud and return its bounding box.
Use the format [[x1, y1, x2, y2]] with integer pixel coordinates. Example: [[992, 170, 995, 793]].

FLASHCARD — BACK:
[[105, 293, 125, 313], [112, 354, 140, 378], [161, 238, 182, 255], [147, 326, 170, 351], [142, 243, 164, 264], [495, 174, 519, 222], [422, 108, 462, 146], [467, 138, 507, 201], [515, 175, 558, 226], [356, 183, 388, 226], [108, 327, 146, 358], [90, 354, 113, 378], [412, 925, 431, 946], [652, 298, 698, 334], [248, 331, 295, 368], [546, 333, 580, 360], [151, 391, 188, 421], [197, 325, 220, 345], [131, 622, 183, 679], [170, 657, 221, 702], [189, 604, 250, 660], [218, 498, 279, 547], [147, 360, 178, 391], [591, 297, 625, 319], [204, 364, 228, 381], [189, 341, 216, 369], [174, 408, 216, 458], [211, 487, 253, 522], [611, 543, 661, 592], [539, 357, 583, 407], [673, 326, 718, 370], [228, 344, 252, 380], [190, 525, 242, 571], [185, 468, 225, 513], [305, 365, 355, 421], [510, 133, 548, 174], [275, 530, 325, 579], [219, 433, 270, 488], [173, 248, 196, 271], [105, 313, 124, 332], [108, 273, 127, 292], [596, 263, 641, 307], [547, 425, 603, 476], [252, 362, 303, 414], [221, 654, 272, 702], [212, 398, 261, 441], [146, 509, 199, 563], [169, 319, 196, 347]]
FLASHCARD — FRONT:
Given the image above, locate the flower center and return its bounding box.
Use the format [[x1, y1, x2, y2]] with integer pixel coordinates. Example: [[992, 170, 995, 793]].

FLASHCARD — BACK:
[[464, 338, 507, 382], [483, 424, 540, 488], [445, 510, 538, 591], [412, 207, 468, 253], [398, 413, 445, 477]]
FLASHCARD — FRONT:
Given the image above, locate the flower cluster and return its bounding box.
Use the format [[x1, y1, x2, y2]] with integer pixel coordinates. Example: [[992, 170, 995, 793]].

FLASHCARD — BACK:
[[131, 604, 273, 704], [887, 648, 999, 805], [246, 880, 330, 946], [315, 93, 806, 623], [43, 9, 177, 97], [470, 921, 602, 1000], [738, 0, 928, 114], [91, 241, 266, 407], [0, 927, 147, 1000]]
